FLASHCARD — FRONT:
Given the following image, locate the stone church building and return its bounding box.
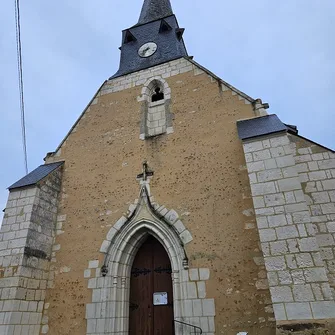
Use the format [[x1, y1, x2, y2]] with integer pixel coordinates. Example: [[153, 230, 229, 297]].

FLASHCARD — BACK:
[[1, 1, 335, 334]]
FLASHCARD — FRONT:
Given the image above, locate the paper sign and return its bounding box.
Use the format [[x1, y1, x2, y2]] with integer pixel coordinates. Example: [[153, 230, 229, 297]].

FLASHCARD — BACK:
[[153, 292, 168, 305]]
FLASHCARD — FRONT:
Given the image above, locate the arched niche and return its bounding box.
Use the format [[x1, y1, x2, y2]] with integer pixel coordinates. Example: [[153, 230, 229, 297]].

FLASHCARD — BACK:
[[139, 76, 174, 139]]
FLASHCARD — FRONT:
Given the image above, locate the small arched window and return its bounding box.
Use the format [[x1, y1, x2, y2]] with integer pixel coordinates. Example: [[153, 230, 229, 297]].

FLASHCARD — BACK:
[[152, 87, 164, 102], [139, 77, 173, 140]]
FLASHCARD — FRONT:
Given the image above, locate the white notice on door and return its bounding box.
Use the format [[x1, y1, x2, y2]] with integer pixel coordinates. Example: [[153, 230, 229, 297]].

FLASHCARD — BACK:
[[153, 292, 168, 305]]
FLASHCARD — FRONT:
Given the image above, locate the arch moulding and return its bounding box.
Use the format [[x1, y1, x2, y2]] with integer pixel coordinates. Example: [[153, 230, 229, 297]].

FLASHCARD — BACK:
[[84, 179, 216, 334]]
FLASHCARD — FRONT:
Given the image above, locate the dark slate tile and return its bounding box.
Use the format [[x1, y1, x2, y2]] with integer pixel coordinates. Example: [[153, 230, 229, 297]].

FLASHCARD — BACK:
[[8, 162, 64, 190], [237, 114, 288, 140]]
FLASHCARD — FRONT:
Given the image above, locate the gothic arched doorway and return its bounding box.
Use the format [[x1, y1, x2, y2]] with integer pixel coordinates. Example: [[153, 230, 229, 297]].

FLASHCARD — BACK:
[[129, 235, 175, 334]]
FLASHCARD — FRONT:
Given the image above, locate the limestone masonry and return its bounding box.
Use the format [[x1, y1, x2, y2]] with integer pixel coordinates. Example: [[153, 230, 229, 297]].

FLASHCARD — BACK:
[[1, 0, 334, 334]]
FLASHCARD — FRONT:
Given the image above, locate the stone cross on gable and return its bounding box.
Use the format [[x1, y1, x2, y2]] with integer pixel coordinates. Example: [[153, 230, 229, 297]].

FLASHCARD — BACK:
[[137, 160, 154, 182]]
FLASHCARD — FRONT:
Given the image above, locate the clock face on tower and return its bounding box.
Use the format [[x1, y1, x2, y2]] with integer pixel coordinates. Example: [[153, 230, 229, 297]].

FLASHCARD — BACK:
[[138, 42, 158, 58]]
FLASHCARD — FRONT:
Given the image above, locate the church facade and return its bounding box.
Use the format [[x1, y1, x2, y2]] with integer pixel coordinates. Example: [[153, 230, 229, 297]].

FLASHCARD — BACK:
[[1, 1, 335, 334]]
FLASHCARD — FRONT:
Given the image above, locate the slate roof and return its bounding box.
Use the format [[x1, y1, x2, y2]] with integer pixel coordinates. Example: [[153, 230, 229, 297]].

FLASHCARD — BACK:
[[237, 114, 288, 140], [137, 0, 173, 25], [8, 161, 64, 190], [110, 15, 187, 79]]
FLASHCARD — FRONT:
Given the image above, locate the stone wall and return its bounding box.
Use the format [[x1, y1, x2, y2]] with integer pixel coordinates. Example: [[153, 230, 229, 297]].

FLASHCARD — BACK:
[[242, 132, 335, 331], [43, 58, 275, 334], [292, 136, 335, 296], [0, 168, 62, 335]]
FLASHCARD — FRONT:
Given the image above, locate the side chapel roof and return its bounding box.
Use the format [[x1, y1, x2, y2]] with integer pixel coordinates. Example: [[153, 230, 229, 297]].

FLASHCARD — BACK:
[[8, 161, 64, 190]]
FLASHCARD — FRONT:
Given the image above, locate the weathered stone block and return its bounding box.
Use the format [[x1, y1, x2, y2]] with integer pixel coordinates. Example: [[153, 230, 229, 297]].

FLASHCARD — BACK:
[[308, 171, 327, 181], [276, 226, 299, 240], [197, 281, 206, 299], [189, 269, 199, 281], [243, 141, 263, 153], [257, 169, 283, 182], [259, 229, 277, 242], [199, 268, 210, 281], [321, 203, 335, 214], [298, 238, 319, 252], [268, 215, 287, 228], [270, 136, 290, 148], [88, 260, 99, 269], [304, 268, 328, 283], [316, 234, 335, 247], [247, 161, 265, 173], [202, 299, 215, 316], [251, 182, 276, 196], [285, 302, 313, 320], [256, 217, 268, 229], [311, 301, 335, 318], [270, 241, 288, 255], [253, 149, 271, 162], [273, 303, 287, 321], [293, 285, 314, 302], [265, 256, 287, 271], [265, 158, 277, 169], [278, 271, 292, 285], [180, 230, 193, 244], [270, 286, 293, 303], [277, 178, 301, 192], [276, 155, 295, 168], [326, 222, 335, 233]]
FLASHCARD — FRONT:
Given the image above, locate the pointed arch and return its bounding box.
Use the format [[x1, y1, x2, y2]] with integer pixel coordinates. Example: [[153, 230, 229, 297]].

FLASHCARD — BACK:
[[85, 185, 216, 334], [104, 218, 187, 278]]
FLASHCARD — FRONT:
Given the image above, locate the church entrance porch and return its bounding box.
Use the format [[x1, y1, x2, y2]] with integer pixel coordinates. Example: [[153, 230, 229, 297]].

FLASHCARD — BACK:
[[129, 235, 174, 335]]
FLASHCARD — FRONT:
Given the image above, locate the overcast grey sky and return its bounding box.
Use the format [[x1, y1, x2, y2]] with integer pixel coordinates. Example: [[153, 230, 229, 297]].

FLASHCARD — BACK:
[[1, 1, 334, 218]]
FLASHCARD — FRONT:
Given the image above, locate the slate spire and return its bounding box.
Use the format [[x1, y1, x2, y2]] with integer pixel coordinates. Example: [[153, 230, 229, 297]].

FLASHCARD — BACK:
[[138, 0, 173, 25]]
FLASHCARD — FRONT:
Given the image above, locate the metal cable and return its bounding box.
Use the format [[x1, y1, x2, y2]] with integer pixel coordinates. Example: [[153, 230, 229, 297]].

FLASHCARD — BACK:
[[14, 0, 28, 174]]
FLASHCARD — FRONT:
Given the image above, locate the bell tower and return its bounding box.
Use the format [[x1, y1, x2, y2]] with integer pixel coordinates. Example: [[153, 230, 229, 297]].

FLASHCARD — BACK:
[[111, 0, 188, 78]]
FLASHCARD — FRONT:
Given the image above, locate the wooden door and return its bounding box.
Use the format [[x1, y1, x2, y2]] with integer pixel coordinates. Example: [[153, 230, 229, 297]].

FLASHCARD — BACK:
[[129, 236, 174, 335]]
